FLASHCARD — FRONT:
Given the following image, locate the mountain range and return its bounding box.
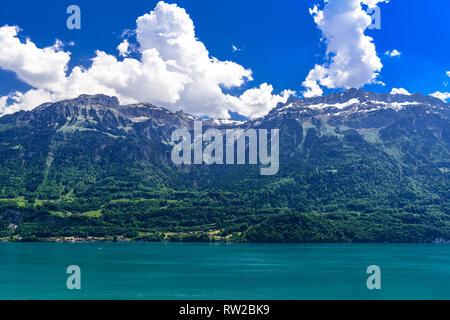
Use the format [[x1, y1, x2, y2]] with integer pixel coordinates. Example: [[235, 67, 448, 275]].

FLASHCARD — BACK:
[[0, 88, 449, 242]]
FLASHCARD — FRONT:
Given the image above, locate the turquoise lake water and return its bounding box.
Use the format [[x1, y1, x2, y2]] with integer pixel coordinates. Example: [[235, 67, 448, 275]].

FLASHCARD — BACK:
[[0, 242, 449, 300]]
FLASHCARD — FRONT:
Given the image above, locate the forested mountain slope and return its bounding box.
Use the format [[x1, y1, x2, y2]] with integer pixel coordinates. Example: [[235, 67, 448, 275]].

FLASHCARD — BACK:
[[0, 89, 449, 242]]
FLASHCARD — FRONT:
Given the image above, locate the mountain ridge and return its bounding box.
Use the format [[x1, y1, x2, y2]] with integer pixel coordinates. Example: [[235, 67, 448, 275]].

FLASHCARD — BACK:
[[2, 88, 448, 127]]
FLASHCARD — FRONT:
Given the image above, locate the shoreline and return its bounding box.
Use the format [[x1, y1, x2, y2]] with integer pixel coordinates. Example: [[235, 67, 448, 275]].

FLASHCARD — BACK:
[[2, 237, 450, 244]]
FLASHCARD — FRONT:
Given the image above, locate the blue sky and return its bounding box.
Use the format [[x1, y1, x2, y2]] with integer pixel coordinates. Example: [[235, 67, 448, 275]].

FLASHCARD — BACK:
[[0, 0, 448, 117]]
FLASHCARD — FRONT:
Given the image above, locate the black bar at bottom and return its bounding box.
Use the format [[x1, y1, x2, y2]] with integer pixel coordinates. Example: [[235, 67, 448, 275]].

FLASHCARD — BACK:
[[0, 300, 446, 318]]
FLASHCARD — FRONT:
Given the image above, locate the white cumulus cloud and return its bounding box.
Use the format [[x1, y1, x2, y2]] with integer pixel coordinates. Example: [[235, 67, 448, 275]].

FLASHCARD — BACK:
[[430, 91, 450, 101], [302, 0, 388, 98], [385, 49, 401, 57], [117, 39, 131, 57], [226, 84, 295, 119], [0, 26, 70, 93], [391, 88, 411, 95], [0, 1, 293, 118]]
